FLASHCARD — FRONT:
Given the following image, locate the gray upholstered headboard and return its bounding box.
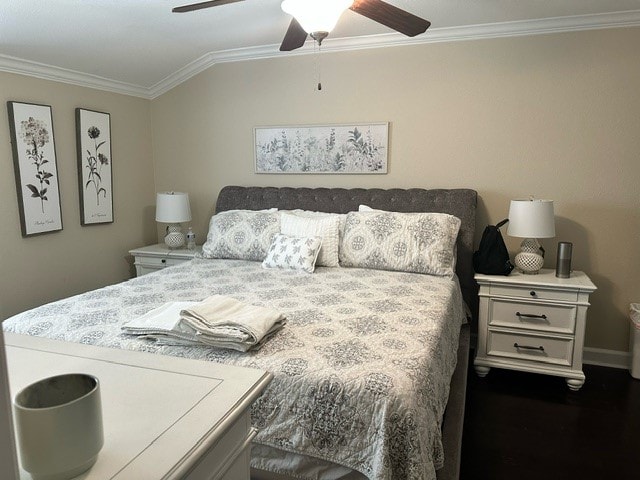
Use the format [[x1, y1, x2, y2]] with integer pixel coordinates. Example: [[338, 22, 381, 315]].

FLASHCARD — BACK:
[[215, 186, 478, 319]]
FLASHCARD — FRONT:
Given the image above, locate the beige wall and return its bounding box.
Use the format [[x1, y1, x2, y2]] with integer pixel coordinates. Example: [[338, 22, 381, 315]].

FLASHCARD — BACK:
[[1, 28, 637, 353], [151, 27, 640, 352], [0, 72, 156, 320]]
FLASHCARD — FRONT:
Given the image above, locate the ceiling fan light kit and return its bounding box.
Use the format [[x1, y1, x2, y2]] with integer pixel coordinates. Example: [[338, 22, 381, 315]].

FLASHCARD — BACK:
[[281, 0, 354, 36]]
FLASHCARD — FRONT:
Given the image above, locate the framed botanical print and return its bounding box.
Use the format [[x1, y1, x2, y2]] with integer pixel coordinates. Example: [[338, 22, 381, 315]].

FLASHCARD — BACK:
[[254, 123, 389, 174], [76, 108, 113, 225], [7, 101, 63, 237]]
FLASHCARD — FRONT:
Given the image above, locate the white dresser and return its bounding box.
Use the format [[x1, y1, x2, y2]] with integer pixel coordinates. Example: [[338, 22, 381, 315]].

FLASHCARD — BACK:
[[4, 333, 272, 479], [129, 243, 202, 276], [474, 269, 596, 390]]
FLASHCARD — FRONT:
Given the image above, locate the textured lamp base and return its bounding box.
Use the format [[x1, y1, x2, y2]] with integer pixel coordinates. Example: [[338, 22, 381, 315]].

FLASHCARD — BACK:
[[164, 224, 185, 249], [514, 252, 544, 274], [515, 238, 545, 274]]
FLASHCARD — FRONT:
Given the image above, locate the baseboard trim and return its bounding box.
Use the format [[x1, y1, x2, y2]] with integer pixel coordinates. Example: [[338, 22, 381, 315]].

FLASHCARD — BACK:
[[583, 347, 630, 370]]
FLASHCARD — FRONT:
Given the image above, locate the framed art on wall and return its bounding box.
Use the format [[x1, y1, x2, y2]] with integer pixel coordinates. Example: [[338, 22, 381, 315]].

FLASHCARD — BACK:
[[254, 123, 389, 174], [76, 108, 113, 225], [7, 101, 63, 237]]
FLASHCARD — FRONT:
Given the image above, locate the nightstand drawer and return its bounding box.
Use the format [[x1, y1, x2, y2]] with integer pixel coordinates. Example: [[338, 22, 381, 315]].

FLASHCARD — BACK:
[[489, 299, 577, 334], [490, 285, 578, 302], [136, 256, 184, 268], [130, 245, 201, 277], [487, 330, 573, 367]]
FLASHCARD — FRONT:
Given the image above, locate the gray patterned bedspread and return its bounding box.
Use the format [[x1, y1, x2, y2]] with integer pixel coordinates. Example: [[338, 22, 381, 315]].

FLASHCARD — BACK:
[[3, 258, 466, 480]]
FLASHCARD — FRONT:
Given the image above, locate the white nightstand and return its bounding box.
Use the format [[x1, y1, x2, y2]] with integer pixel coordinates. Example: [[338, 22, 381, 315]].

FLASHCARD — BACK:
[[5, 333, 272, 480], [474, 269, 596, 391], [129, 243, 202, 276]]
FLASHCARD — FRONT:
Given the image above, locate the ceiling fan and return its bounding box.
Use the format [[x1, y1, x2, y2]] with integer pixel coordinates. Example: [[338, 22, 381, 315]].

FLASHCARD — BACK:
[[172, 0, 431, 52]]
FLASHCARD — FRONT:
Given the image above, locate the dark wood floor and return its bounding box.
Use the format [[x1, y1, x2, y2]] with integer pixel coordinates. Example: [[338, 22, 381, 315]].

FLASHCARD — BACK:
[[460, 357, 640, 480]]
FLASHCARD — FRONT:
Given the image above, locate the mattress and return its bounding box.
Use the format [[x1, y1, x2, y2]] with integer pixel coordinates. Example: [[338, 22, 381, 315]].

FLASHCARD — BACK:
[[3, 257, 466, 480]]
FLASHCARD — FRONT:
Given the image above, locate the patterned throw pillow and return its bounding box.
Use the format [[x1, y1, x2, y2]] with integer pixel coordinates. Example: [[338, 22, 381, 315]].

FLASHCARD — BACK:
[[281, 212, 340, 267], [262, 234, 323, 273], [339, 211, 461, 276], [201, 210, 280, 261]]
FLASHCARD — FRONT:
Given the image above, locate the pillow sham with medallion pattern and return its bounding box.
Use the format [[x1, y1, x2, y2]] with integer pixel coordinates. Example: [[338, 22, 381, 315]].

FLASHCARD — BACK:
[[201, 210, 280, 261], [339, 211, 461, 276]]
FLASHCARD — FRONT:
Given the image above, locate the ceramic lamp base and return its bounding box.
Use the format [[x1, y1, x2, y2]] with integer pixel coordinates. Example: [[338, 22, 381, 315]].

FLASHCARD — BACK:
[[164, 224, 185, 249], [515, 238, 545, 274]]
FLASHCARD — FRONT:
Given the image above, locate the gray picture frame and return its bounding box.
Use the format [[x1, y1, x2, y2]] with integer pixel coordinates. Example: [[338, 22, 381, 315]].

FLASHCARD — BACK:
[[254, 123, 389, 174], [7, 101, 63, 237]]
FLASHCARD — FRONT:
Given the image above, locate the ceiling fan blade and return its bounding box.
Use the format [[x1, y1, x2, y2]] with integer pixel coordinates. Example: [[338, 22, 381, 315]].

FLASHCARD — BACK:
[[350, 0, 430, 37], [280, 18, 308, 52], [172, 0, 244, 13]]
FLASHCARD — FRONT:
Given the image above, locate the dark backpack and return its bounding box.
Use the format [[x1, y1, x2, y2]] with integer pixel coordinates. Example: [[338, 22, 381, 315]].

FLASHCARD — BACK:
[[473, 219, 514, 275]]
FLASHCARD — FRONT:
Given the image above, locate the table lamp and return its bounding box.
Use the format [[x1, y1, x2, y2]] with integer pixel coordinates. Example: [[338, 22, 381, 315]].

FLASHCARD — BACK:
[[155, 192, 191, 249], [507, 199, 555, 274]]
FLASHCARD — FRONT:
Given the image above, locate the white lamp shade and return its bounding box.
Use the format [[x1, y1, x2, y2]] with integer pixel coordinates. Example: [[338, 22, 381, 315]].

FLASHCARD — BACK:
[[507, 199, 555, 238], [155, 192, 191, 223], [281, 0, 353, 33]]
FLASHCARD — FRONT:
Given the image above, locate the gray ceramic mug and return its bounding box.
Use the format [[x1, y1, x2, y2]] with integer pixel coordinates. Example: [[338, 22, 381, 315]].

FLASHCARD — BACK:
[[13, 373, 104, 480]]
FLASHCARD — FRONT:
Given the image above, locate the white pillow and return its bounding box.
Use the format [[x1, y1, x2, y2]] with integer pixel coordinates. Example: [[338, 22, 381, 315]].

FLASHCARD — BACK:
[[358, 204, 385, 212], [286, 210, 348, 236], [201, 210, 280, 261], [339, 211, 461, 276], [280, 212, 340, 267], [262, 234, 323, 274]]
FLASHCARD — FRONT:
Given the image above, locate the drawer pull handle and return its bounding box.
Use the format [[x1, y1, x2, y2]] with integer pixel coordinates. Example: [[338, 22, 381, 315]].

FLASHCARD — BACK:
[[161, 259, 166, 263], [530, 291, 536, 297], [516, 312, 547, 320], [514, 343, 545, 352]]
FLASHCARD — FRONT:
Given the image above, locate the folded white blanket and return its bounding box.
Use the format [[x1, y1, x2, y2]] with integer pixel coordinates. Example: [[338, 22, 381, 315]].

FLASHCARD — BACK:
[[122, 296, 286, 352], [121, 301, 200, 343], [180, 295, 287, 351]]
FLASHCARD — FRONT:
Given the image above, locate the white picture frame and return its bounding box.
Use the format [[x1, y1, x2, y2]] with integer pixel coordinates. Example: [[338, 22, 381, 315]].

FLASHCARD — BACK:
[[7, 101, 63, 237], [254, 123, 389, 174]]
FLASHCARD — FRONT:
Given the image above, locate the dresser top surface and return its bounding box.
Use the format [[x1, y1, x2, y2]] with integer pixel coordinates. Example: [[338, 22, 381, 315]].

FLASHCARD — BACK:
[[5, 333, 271, 480]]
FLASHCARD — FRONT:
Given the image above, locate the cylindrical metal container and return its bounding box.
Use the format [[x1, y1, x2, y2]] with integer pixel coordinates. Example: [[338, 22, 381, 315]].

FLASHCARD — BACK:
[[555, 242, 573, 278]]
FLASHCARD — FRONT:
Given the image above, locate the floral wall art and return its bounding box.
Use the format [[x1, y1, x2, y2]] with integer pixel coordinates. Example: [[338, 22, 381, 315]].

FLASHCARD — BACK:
[[254, 123, 389, 174], [7, 101, 63, 237], [76, 108, 113, 225]]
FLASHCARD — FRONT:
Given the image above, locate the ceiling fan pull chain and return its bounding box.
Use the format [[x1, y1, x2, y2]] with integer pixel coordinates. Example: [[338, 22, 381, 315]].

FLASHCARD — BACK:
[[316, 41, 322, 91], [318, 51, 322, 91]]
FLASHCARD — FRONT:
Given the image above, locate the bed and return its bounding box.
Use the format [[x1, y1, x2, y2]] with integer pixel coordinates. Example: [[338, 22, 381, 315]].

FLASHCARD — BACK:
[[3, 186, 477, 480]]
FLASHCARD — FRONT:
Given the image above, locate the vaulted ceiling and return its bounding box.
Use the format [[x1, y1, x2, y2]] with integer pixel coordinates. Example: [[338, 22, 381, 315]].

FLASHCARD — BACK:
[[1, 0, 639, 98]]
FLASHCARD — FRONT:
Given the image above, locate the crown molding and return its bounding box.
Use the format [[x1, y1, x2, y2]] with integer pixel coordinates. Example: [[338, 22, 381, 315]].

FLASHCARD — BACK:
[[0, 53, 150, 98], [2, 10, 640, 100]]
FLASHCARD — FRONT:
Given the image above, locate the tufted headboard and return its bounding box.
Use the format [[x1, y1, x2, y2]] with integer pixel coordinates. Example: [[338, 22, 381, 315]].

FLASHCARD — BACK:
[[215, 186, 479, 319]]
